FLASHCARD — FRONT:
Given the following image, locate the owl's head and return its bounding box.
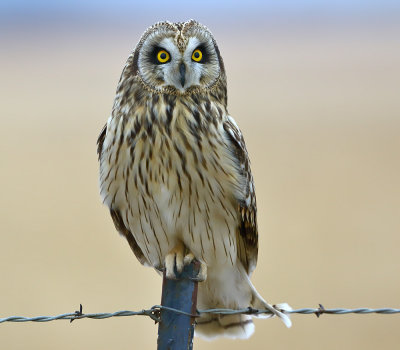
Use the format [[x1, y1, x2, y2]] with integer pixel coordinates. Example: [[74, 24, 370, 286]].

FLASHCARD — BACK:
[[127, 20, 225, 95]]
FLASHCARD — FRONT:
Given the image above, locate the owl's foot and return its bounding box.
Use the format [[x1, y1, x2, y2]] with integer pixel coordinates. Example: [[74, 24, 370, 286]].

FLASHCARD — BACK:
[[184, 253, 207, 282], [165, 241, 185, 280], [164, 242, 207, 281]]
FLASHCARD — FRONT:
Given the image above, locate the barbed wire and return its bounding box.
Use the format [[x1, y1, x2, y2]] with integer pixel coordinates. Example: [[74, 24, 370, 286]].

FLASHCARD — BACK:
[[1, 304, 400, 324]]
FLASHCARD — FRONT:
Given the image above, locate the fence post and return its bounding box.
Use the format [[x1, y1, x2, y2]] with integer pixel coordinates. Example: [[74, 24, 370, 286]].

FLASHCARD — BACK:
[[157, 261, 200, 350]]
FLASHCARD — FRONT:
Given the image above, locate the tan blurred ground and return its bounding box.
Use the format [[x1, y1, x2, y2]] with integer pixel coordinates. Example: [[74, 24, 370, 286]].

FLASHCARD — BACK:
[[0, 19, 399, 350]]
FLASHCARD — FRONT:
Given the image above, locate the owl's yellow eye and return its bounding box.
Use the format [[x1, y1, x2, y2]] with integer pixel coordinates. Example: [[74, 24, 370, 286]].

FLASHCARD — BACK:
[[157, 50, 170, 63], [192, 49, 203, 62]]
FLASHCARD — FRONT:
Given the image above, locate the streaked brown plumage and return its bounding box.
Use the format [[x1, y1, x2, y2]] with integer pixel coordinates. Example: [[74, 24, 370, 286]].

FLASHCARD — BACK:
[[97, 20, 290, 339]]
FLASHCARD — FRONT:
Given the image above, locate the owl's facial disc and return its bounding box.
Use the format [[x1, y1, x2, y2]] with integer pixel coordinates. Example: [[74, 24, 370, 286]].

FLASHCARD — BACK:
[[138, 34, 220, 93]]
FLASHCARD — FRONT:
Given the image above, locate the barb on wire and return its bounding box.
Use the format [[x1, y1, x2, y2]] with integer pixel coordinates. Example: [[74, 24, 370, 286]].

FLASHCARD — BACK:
[[1, 304, 400, 324], [70, 304, 83, 323]]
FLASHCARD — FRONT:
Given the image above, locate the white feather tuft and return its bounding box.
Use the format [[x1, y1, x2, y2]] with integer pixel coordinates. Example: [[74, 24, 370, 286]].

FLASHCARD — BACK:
[[195, 314, 255, 340]]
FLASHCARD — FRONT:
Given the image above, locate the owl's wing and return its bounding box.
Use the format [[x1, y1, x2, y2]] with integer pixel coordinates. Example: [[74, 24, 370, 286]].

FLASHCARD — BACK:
[[223, 116, 258, 275], [109, 208, 150, 266], [97, 124, 149, 266], [97, 124, 107, 160]]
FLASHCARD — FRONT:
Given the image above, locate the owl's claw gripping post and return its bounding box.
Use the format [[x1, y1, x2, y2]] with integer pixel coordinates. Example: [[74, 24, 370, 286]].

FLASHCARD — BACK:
[[189, 262, 207, 282], [165, 241, 185, 279], [164, 242, 207, 281], [183, 252, 195, 266], [183, 252, 207, 282]]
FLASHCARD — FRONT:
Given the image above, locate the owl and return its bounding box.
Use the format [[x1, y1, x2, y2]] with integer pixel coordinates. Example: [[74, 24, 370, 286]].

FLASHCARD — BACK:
[[97, 20, 291, 339]]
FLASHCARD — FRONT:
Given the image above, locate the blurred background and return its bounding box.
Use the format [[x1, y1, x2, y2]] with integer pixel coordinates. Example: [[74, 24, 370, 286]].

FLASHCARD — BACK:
[[1, 1, 399, 349]]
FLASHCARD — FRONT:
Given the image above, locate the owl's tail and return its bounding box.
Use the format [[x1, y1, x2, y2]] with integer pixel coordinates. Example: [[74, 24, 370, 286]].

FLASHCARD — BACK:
[[194, 265, 291, 340], [195, 311, 255, 340]]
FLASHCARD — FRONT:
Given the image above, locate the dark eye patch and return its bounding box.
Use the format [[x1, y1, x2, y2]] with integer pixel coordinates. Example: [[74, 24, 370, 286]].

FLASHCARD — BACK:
[[194, 44, 209, 63], [148, 46, 170, 65]]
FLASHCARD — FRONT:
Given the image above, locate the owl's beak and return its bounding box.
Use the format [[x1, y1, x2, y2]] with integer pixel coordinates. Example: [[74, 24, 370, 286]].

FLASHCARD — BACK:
[[179, 62, 186, 88]]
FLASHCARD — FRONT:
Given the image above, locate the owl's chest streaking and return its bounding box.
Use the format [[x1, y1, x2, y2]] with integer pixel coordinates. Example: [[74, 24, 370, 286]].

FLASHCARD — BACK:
[[99, 95, 245, 268]]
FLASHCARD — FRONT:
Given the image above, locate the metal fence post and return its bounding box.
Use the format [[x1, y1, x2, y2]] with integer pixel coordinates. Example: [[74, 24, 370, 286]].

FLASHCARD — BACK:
[[157, 261, 200, 350]]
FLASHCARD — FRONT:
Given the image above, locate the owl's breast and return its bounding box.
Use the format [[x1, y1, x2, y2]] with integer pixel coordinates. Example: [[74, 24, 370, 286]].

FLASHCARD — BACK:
[[99, 100, 245, 267]]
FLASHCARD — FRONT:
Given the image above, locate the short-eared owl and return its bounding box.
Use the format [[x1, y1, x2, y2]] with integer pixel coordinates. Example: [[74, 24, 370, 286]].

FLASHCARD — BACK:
[[98, 20, 291, 339]]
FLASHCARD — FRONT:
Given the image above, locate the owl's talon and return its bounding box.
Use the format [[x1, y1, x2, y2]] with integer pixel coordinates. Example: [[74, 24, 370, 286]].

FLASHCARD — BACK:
[[165, 242, 185, 279], [165, 254, 178, 279], [176, 253, 184, 274], [184, 253, 207, 281], [190, 261, 207, 282], [164, 243, 207, 280], [198, 262, 208, 281], [184, 252, 195, 265]]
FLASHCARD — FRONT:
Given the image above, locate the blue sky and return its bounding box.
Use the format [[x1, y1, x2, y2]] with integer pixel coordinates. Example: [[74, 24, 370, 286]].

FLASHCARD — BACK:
[[1, 0, 399, 36], [1, 0, 399, 16]]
